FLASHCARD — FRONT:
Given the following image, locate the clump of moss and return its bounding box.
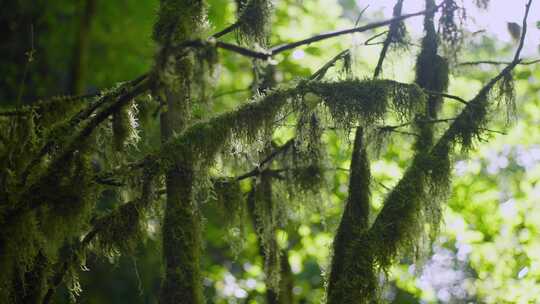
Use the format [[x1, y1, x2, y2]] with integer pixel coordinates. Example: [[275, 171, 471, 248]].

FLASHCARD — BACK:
[[210, 178, 247, 255], [439, 0, 465, 58], [497, 72, 516, 124], [153, 0, 207, 44], [94, 200, 145, 254], [112, 104, 131, 151], [159, 87, 296, 171], [474, 0, 490, 9], [289, 112, 325, 193], [447, 93, 489, 150], [387, 0, 408, 47], [236, 0, 271, 46], [307, 79, 425, 130]]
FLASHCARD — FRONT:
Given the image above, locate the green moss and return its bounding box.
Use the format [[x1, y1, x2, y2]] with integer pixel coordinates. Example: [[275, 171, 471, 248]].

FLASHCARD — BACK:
[[112, 104, 131, 151], [439, 0, 464, 56], [445, 93, 489, 150], [307, 79, 425, 130], [159, 87, 295, 170], [497, 72, 516, 124], [236, 0, 271, 45], [289, 112, 324, 193], [327, 128, 373, 304], [153, 0, 207, 44], [248, 177, 281, 292]]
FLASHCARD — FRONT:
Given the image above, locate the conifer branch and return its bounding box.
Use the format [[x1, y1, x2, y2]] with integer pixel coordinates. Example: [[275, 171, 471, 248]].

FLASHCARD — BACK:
[[42, 170, 155, 304], [365, 0, 533, 281]]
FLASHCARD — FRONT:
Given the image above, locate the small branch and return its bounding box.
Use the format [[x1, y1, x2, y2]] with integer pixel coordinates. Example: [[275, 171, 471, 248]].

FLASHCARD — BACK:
[[235, 139, 295, 181], [363, 31, 388, 46], [216, 41, 270, 59], [424, 89, 468, 105], [310, 50, 351, 81], [379, 117, 456, 131], [479, 127, 507, 135], [269, 6, 436, 56], [182, 5, 437, 60], [373, 0, 404, 78], [211, 22, 239, 39], [0, 109, 30, 116], [458, 59, 540, 66]]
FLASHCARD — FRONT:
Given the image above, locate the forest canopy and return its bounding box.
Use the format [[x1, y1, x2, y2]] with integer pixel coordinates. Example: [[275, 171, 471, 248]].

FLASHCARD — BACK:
[[1, 0, 540, 303]]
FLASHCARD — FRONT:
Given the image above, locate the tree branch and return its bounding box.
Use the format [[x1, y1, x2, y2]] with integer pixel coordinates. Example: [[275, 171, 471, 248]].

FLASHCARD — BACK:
[[179, 5, 439, 60], [458, 59, 540, 66]]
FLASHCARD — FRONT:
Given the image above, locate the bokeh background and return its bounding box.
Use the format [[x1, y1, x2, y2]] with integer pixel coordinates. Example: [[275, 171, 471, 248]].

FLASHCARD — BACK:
[[2, 0, 540, 303]]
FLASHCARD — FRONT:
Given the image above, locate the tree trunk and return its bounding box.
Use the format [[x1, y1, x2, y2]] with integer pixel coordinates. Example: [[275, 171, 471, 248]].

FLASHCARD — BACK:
[[152, 1, 207, 303]]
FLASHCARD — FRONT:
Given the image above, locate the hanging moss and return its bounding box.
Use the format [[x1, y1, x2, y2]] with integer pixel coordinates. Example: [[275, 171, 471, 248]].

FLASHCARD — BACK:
[[158, 79, 425, 174], [307, 79, 425, 130], [443, 93, 489, 150], [414, 0, 449, 151], [497, 72, 517, 124], [236, 0, 271, 45], [112, 104, 131, 151], [439, 0, 465, 57], [247, 177, 281, 292], [153, 0, 207, 44], [289, 112, 324, 193], [159, 87, 296, 171]]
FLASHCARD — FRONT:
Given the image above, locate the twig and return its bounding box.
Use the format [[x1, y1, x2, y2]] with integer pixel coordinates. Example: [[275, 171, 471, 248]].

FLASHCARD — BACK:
[[269, 6, 436, 56], [379, 117, 456, 131], [212, 22, 239, 39], [373, 0, 404, 78], [364, 31, 389, 46], [183, 5, 438, 60], [424, 89, 469, 105], [310, 50, 351, 81], [458, 59, 540, 66], [234, 139, 295, 181]]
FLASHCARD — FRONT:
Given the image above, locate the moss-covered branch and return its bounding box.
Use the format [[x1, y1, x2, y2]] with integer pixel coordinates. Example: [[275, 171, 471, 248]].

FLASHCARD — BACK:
[[347, 2, 532, 300], [327, 128, 374, 303], [42, 167, 156, 304], [156, 79, 424, 172]]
